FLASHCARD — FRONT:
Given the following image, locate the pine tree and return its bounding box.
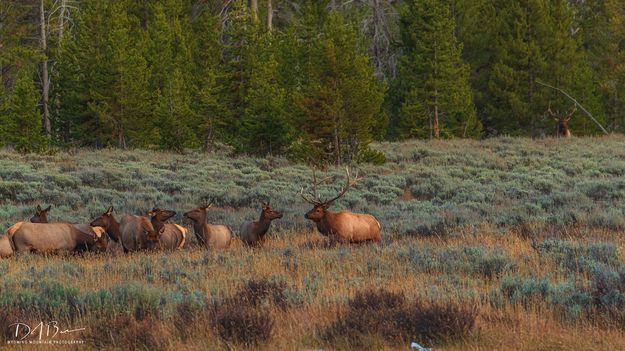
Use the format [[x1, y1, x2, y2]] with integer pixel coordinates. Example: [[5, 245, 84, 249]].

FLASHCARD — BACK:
[[4, 67, 47, 152], [468, 0, 602, 136], [296, 11, 385, 164], [190, 6, 222, 150], [394, 0, 479, 139], [148, 1, 201, 150], [575, 0, 625, 132], [241, 34, 292, 155]]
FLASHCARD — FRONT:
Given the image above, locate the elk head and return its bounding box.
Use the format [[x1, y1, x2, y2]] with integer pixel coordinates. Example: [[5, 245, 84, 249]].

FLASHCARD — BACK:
[[149, 208, 177, 223], [300, 167, 361, 222], [183, 202, 213, 223], [90, 206, 120, 242], [548, 103, 575, 138], [90, 206, 115, 229], [91, 227, 110, 252], [261, 201, 283, 220], [31, 205, 51, 223]]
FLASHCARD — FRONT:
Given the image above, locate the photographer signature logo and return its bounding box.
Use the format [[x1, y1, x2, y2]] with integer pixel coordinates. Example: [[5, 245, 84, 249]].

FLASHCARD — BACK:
[[6, 321, 86, 345]]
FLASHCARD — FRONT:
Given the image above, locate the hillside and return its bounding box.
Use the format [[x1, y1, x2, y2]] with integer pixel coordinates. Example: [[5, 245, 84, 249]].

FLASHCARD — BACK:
[[1, 137, 625, 349]]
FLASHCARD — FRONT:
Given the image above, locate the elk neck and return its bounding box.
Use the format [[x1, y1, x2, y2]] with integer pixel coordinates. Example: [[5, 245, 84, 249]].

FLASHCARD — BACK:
[[107, 217, 122, 242], [192, 214, 207, 238], [318, 211, 335, 234], [151, 216, 165, 234], [257, 212, 273, 235]]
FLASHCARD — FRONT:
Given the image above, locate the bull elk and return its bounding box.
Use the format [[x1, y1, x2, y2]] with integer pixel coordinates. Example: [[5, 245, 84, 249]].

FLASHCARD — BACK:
[[149, 208, 187, 250], [300, 167, 381, 244], [90, 207, 160, 252], [548, 103, 576, 138], [183, 203, 232, 250], [240, 201, 283, 247]]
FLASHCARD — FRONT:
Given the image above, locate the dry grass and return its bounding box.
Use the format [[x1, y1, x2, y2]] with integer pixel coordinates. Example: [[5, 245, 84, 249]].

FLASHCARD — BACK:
[[1, 229, 625, 350]]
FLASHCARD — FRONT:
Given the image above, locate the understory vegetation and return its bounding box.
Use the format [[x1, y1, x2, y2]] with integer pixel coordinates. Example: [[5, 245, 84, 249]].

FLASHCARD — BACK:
[[1, 137, 625, 349]]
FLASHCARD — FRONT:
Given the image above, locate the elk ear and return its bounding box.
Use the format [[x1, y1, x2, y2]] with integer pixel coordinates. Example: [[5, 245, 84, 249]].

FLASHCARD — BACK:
[[106, 207, 114, 216], [322, 203, 331, 210], [36, 205, 42, 212], [43, 205, 51, 212]]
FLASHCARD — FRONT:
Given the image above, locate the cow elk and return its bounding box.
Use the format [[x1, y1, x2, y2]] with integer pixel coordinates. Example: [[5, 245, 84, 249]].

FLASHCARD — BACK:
[[183, 203, 232, 249], [300, 167, 381, 244], [11, 222, 109, 254], [91, 206, 160, 252], [240, 201, 283, 247], [548, 103, 576, 138], [5, 205, 51, 237], [31, 205, 51, 223], [149, 208, 187, 250]]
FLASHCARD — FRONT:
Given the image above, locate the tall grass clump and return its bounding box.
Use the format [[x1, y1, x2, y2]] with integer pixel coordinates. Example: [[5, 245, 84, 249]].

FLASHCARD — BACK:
[[322, 289, 477, 349]]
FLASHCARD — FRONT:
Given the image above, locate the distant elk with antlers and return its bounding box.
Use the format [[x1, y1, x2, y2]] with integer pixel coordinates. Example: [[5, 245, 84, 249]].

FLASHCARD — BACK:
[[301, 167, 381, 244], [548, 103, 576, 138]]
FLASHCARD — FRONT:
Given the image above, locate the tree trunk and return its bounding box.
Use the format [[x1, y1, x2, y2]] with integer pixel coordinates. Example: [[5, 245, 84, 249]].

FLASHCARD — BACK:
[[250, 0, 258, 21], [333, 121, 341, 166], [56, 0, 67, 141], [39, 0, 51, 136], [433, 103, 440, 139], [118, 123, 127, 149], [267, 0, 273, 32]]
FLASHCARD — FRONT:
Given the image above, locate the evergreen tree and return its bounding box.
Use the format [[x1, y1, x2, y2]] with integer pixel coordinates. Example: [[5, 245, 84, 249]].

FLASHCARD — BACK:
[[394, 0, 479, 139], [468, 0, 602, 136], [296, 11, 385, 164], [575, 0, 625, 132], [4, 67, 47, 152], [241, 34, 292, 155]]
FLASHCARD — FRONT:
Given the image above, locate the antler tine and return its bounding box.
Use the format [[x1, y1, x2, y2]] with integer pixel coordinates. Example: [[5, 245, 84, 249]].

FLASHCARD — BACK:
[[300, 187, 320, 205], [312, 168, 319, 201], [565, 104, 577, 120], [547, 101, 556, 117], [324, 167, 362, 205]]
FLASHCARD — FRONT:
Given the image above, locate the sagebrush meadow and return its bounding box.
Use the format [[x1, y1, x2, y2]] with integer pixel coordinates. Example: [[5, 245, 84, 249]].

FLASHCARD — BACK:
[[1, 137, 625, 349]]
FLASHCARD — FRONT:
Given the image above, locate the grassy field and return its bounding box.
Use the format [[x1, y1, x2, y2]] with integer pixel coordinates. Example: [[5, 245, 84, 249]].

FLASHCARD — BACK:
[[1, 136, 625, 350]]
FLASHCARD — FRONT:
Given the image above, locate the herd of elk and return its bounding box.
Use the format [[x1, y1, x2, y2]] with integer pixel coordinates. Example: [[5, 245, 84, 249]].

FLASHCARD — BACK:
[[548, 103, 576, 138], [1, 167, 382, 256]]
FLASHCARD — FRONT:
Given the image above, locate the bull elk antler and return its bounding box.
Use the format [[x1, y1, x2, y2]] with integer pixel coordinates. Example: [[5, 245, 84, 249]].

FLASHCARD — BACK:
[[300, 168, 333, 205], [323, 167, 362, 205], [564, 104, 577, 121], [548, 102, 577, 121]]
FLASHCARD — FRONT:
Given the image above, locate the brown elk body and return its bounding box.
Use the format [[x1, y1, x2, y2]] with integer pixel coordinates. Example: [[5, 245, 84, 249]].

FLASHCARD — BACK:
[[183, 204, 232, 249], [239, 202, 283, 247], [6, 205, 51, 237], [90, 207, 160, 252], [0, 205, 108, 257], [11, 223, 108, 254], [150, 208, 187, 250], [301, 168, 381, 244], [548, 103, 575, 138], [0, 235, 12, 257]]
